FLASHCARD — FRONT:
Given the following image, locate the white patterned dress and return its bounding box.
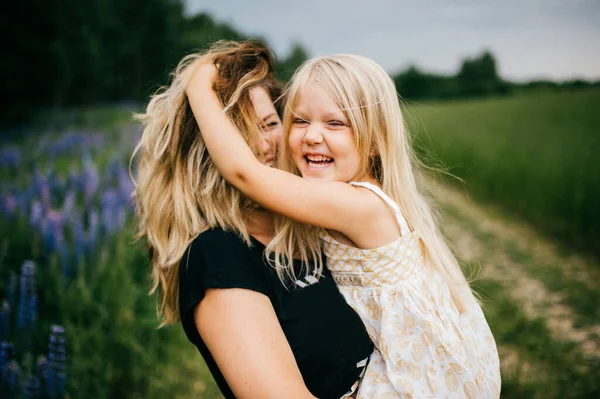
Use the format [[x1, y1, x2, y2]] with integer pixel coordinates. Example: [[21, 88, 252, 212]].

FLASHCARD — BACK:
[[325, 182, 501, 399]]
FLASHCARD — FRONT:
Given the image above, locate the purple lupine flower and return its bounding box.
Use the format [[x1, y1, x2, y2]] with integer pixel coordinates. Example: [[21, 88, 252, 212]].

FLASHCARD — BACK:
[[17, 261, 36, 330], [6, 360, 20, 395], [62, 190, 76, 217], [55, 341, 66, 398], [46, 210, 64, 254], [0, 341, 11, 380], [6, 273, 17, 311], [46, 342, 56, 397], [24, 374, 41, 399], [104, 160, 119, 183], [89, 132, 105, 148], [33, 168, 45, 199], [88, 210, 99, 253], [30, 200, 44, 228], [1, 192, 17, 216], [36, 355, 48, 377], [41, 184, 51, 214], [46, 171, 62, 209], [17, 272, 28, 330], [118, 168, 135, 208], [40, 218, 53, 253], [0, 146, 21, 169], [29, 293, 37, 329], [0, 301, 9, 339], [47, 325, 66, 399], [20, 189, 35, 216], [67, 170, 79, 192], [16, 192, 30, 216], [101, 189, 120, 234], [82, 155, 99, 204], [36, 356, 48, 395]]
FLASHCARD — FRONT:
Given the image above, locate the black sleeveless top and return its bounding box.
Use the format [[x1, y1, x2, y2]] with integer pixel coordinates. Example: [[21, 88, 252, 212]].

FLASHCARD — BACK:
[[179, 228, 373, 399]]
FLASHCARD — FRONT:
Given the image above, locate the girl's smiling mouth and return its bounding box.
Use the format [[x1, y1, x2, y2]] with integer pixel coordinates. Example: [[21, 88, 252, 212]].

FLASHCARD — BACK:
[[304, 154, 334, 169]]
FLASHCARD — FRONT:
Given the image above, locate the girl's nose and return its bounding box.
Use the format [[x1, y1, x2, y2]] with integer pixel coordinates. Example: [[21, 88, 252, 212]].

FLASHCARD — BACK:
[[303, 124, 324, 145]]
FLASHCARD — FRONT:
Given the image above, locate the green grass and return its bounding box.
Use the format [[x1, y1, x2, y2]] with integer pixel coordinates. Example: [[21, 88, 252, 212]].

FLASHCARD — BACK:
[[475, 279, 600, 398], [408, 89, 600, 255]]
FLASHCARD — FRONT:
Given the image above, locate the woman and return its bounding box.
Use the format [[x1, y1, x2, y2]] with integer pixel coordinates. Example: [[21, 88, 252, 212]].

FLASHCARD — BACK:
[[132, 41, 373, 399]]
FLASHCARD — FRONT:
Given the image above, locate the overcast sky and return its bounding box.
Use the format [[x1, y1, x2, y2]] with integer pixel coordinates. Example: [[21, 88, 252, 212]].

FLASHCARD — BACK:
[[185, 0, 600, 81]]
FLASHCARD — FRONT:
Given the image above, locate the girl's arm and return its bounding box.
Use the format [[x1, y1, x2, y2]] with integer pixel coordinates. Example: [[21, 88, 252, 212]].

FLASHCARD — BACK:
[[195, 288, 317, 399], [186, 64, 395, 246]]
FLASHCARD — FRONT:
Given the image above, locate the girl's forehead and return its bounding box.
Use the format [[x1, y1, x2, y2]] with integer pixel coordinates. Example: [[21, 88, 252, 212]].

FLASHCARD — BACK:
[[291, 83, 344, 114]]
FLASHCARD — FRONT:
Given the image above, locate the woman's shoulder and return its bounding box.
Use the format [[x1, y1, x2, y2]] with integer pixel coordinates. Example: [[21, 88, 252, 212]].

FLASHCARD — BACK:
[[184, 227, 258, 264], [190, 226, 252, 250], [180, 227, 270, 290]]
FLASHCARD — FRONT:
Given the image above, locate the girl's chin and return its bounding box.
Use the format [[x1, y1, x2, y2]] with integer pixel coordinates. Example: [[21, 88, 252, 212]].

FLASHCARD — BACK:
[[300, 162, 335, 179], [300, 171, 334, 181]]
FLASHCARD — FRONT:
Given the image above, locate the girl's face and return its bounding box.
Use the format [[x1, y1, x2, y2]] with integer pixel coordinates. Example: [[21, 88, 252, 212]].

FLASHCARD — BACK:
[[288, 83, 361, 182], [250, 86, 283, 167]]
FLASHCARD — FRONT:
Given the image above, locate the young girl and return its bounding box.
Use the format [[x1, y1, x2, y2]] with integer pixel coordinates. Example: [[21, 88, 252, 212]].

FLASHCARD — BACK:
[[186, 53, 501, 398]]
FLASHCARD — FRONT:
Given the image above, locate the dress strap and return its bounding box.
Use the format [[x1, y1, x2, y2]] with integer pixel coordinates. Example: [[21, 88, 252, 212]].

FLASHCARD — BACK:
[[349, 181, 412, 236]]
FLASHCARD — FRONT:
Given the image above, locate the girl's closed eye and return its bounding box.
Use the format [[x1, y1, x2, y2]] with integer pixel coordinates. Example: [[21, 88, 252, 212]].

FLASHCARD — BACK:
[[293, 118, 309, 125], [327, 120, 346, 128]]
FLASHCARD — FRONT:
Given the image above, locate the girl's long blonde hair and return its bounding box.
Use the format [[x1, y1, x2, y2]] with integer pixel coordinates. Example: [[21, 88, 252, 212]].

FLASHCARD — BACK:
[[131, 41, 282, 325], [267, 55, 477, 312]]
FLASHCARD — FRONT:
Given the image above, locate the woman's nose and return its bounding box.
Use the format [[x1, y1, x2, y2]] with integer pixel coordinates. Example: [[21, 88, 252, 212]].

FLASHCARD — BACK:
[[259, 134, 272, 155]]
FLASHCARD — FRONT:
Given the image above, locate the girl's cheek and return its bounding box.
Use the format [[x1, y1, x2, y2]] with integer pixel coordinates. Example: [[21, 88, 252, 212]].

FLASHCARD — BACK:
[[288, 130, 301, 151]]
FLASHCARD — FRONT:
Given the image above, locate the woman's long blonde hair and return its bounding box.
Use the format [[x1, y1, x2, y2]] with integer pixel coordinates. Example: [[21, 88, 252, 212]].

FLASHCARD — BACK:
[[266, 54, 477, 312], [131, 41, 282, 325]]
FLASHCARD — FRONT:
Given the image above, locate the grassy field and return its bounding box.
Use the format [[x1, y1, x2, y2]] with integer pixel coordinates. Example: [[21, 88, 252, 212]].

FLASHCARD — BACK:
[[407, 88, 600, 255]]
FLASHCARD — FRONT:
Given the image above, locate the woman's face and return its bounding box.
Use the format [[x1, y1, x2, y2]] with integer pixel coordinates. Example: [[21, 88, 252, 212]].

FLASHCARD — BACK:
[[250, 86, 283, 167]]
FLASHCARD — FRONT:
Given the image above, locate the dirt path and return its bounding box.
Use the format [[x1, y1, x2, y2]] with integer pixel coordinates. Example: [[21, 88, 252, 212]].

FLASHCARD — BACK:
[[434, 183, 600, 360]]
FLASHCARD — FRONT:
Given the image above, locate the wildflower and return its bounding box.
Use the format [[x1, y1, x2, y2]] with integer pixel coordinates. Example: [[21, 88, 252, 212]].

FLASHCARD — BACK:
[[24, 374, 41, 399], [17, 261, 36, 331], [0, 301, 9, 339], [6, 360, 20, 395], [48, 325, 66, 399]]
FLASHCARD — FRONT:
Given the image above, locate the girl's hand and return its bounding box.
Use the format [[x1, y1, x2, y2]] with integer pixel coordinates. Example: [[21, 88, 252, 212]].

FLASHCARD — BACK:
[[184, 56, 218, 94]]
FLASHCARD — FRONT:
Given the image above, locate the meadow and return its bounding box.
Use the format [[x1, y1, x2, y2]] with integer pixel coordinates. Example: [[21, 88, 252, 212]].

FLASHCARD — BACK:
[[407, 88, 600, 255], [0, 108, 220, 398], [0, 89, 598, 398]]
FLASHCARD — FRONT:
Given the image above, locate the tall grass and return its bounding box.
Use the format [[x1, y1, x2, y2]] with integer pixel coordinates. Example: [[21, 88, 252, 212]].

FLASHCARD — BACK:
[[408, 89, 600, 254]]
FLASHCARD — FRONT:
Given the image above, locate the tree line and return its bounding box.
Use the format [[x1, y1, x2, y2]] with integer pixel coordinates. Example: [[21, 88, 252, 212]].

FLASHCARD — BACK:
[[3, 0, 597, 127], [2, 0, 310, 127]]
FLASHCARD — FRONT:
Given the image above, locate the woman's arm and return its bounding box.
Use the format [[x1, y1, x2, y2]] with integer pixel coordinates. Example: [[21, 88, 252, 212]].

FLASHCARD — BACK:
[[186, 64, 393, 245], [195, 288, 317, 399]]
